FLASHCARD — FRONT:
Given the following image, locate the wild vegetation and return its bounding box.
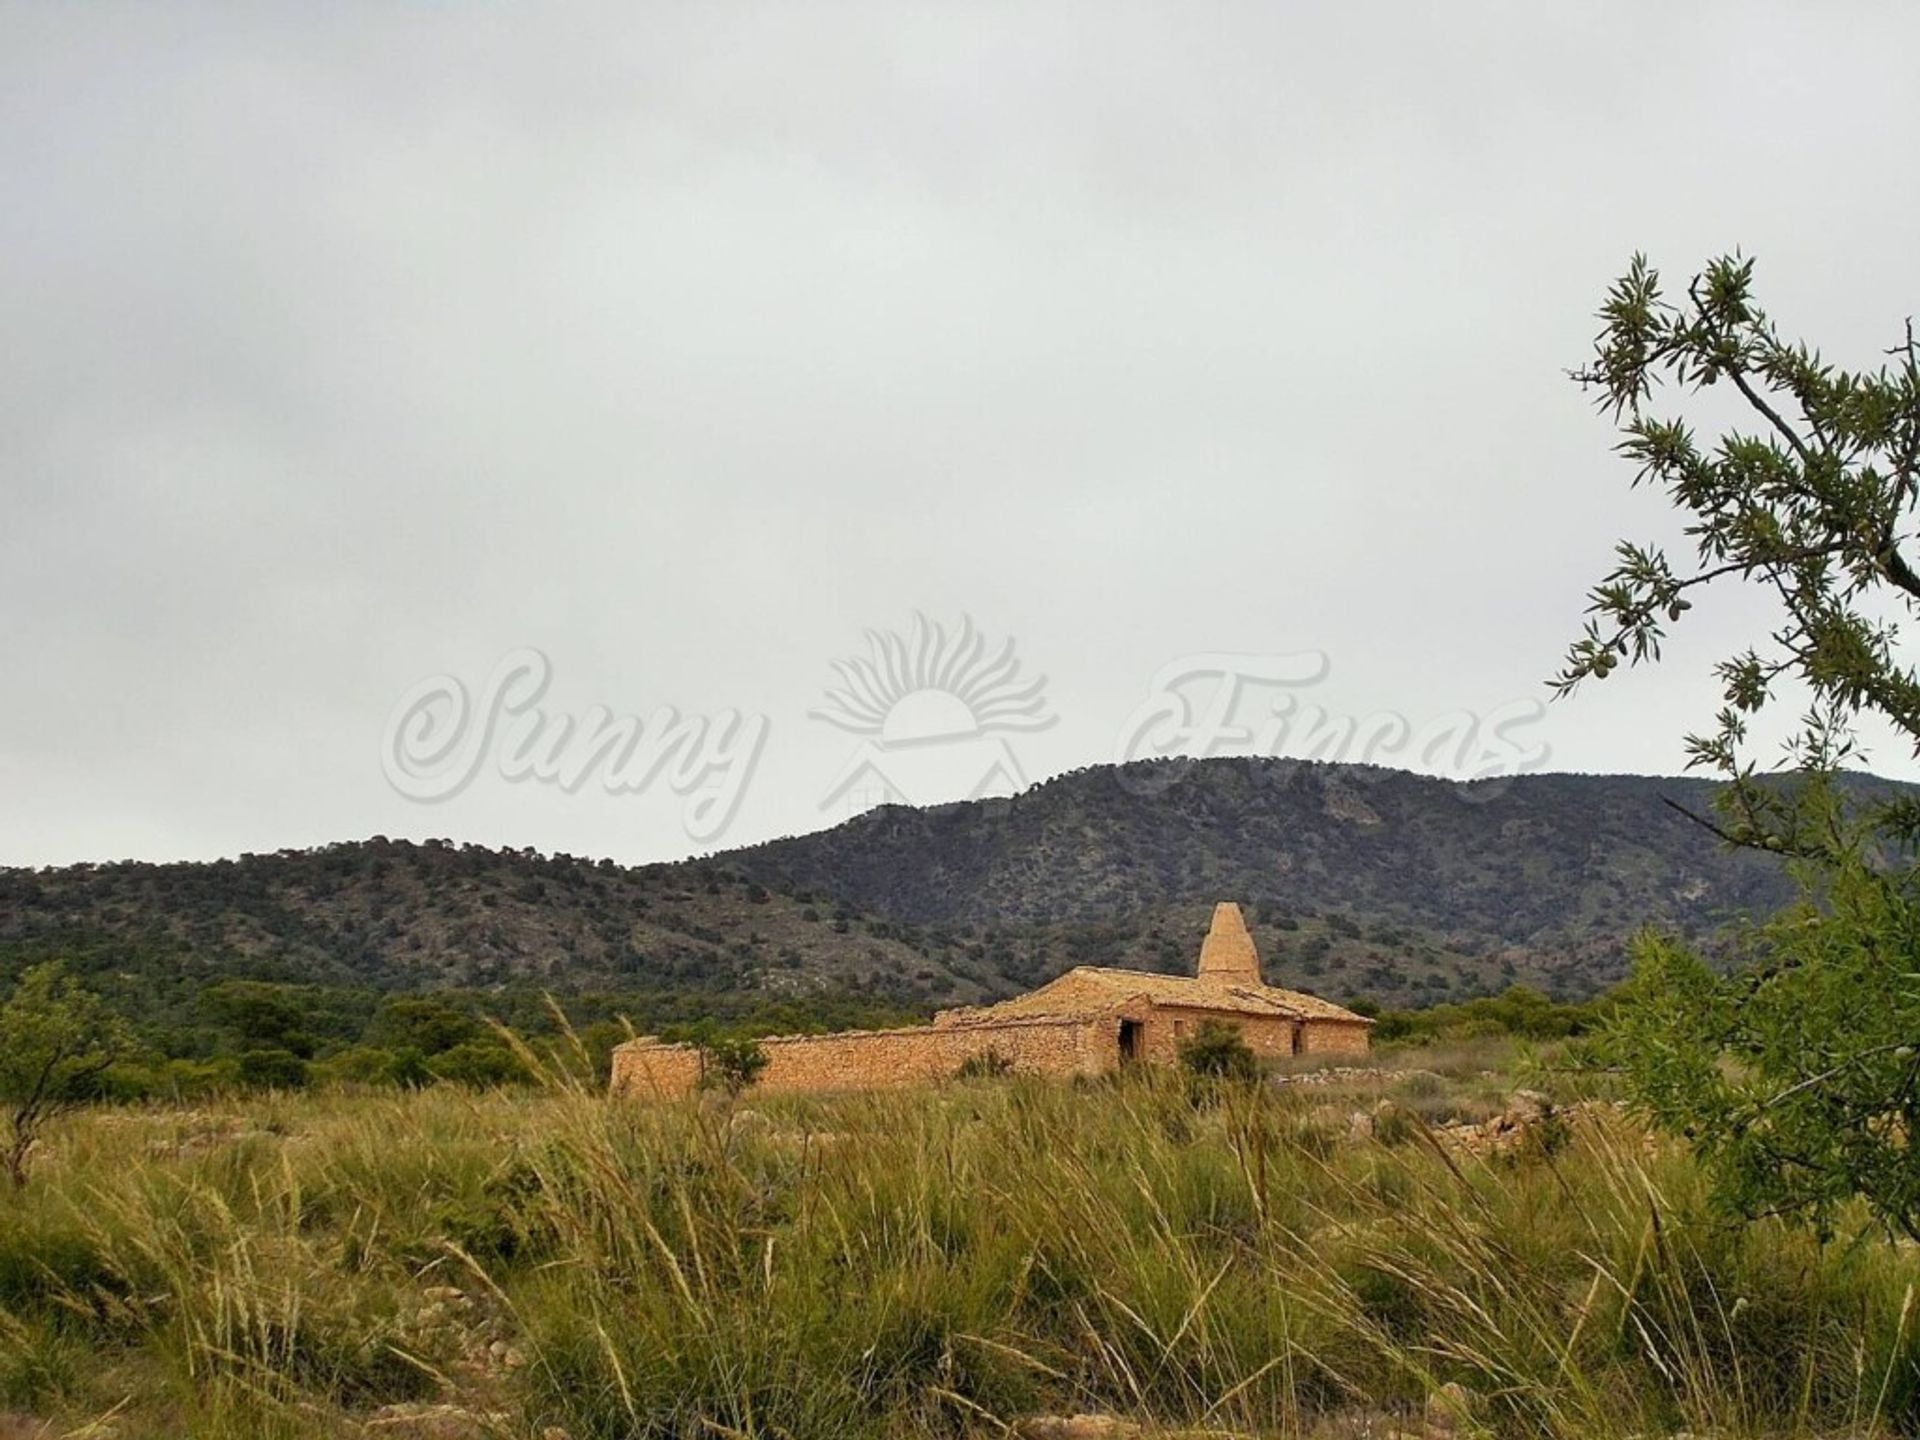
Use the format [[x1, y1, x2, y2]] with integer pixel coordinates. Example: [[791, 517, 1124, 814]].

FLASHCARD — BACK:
[[0, 837, 976, 1009], [732, 761, 1801, 951], [5, 251, 1917, 1438], [0, 957, 918, 1117], [0, 965, 131, 1188], [5, 1045, 1919, 1439], [0, 939, 1598, 1127], [1557, 253, 1920, 1236]]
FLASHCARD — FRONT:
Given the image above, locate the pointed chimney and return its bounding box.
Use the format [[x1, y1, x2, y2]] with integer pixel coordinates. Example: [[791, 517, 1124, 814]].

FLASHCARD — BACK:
[[1196, 901, 1262, 986]]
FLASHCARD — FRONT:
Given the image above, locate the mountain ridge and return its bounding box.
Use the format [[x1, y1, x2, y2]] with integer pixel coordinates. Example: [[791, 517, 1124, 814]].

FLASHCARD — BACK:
[[0, 759, 1817, 1011]]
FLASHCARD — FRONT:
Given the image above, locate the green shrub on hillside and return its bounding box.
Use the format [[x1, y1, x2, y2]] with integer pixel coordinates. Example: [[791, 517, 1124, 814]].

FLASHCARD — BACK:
[[235, 1048, 309, 1091], [1366, 984, 1610, 1044], [428, 1040, 532, 1089], [1555, 252, 1920, 1238]]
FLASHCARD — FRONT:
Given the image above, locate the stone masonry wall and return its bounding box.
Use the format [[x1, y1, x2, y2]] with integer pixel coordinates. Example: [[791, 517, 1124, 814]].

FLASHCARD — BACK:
[[1131, 1007, 1300, 1066], [1298, 1019, 1372, 1056], [611, 1014, 1114, 1099], [611, 1041, 704, 1099], [611, 1008, 1371, 1099]]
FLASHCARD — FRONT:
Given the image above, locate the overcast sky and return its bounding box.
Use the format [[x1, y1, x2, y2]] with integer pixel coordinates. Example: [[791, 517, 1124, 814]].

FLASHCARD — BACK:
[[4, 3, 1919, 869]]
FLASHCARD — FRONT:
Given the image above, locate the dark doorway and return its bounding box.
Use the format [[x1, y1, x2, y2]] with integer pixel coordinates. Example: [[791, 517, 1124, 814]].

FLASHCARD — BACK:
[[1118, 1019, 1143, 1063]]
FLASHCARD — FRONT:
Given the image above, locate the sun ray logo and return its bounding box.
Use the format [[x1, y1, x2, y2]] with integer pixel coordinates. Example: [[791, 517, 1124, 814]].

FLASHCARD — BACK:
[[811, 614, 1055, 814]]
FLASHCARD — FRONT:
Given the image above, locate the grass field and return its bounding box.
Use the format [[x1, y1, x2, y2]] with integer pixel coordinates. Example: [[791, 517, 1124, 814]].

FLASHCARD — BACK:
[[3, 1045, 1917, 1439]]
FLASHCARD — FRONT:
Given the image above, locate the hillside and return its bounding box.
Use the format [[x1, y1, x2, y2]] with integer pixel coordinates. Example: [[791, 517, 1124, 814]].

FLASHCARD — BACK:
[[0, 760, 1810, 1014], [732, 759, 1802, 997], [0, 838, 980, 1024], [735, 760, 1794, 932]]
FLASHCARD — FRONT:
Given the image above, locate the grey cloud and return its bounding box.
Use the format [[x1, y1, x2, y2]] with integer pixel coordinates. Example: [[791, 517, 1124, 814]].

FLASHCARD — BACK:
[[3, 2, 1917, 866]]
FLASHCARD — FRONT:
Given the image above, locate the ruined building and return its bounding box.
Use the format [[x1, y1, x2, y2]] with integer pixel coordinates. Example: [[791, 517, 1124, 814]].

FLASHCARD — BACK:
[[610, 901, 1372, 1098]]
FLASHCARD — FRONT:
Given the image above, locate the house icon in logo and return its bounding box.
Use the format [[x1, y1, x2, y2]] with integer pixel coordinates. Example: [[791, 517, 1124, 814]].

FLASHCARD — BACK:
[[811, 614, 1054, 815]]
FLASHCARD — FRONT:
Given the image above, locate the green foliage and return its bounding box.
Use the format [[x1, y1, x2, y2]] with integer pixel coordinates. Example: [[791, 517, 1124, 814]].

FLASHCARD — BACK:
[[1601, 852, 1920, 1239], [1370, 984, 1610, 1045], [1558, 251, 1920, 853], [202, 980, 322, 1057], [1561, 252, 1920, 1236], [1177, 1020, 1259, 1082], [310, 1045, 414, 1088], [154, 1057, 240, 1099], [572, 1019, 632, 1084], [235, 1048, 310, 1091], [698, 1035, 768, 1096], [367, 997, 480, 1056], [428, 1040, 532, 1089], [0, 963, 131, 1186], [0, 931, 927, 1099]]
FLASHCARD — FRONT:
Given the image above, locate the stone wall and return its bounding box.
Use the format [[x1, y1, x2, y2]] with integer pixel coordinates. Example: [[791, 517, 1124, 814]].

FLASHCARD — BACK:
[[610, 1000, 1370, 1101], [611, 1040, 704, 1098], [1137, 1011, 1372, 1063], [1128, 1006, 1300, 1065], [1298, 1019, 1372, 1056], [611, 1013, 1114, 1099]]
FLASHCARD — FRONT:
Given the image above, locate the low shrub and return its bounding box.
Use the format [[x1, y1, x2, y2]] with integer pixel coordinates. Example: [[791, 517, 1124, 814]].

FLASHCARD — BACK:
[[1177, 1019, 1260, 1082], [955, 1048, 1015, 1080], [698, 1035, 768, 1095]]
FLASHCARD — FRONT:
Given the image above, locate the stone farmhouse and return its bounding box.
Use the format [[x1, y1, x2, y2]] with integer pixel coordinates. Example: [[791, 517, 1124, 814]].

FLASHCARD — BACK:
[[610, 901, 1372, 1098]]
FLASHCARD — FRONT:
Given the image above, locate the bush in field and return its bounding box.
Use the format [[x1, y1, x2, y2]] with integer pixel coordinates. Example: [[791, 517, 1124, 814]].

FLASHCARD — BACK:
[[1177, 1020, 1259, 1082], [202, 980, 321, 1058], [312, 1045, 419, 1088], [428, 1039, 532, 1089], [1558, 251, 1920, 1238], [236, 1048, 310, 1091], [955, 1048, 1015, 1080], [698, 1035, 768, 1096], [369, 997, 481, 1056], [156, 1056, 239, 1099], [1605, 854, 1920, 1238], [0, 963, 130, 1186]]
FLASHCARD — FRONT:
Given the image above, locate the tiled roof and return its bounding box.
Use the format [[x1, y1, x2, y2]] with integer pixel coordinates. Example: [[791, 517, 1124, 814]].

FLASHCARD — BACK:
[[945, 966, 1372, 1026]]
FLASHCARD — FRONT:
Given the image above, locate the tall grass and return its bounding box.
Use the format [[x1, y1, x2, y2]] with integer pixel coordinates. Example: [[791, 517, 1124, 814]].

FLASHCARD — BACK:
[[1, 1061, 1916, 1437]]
